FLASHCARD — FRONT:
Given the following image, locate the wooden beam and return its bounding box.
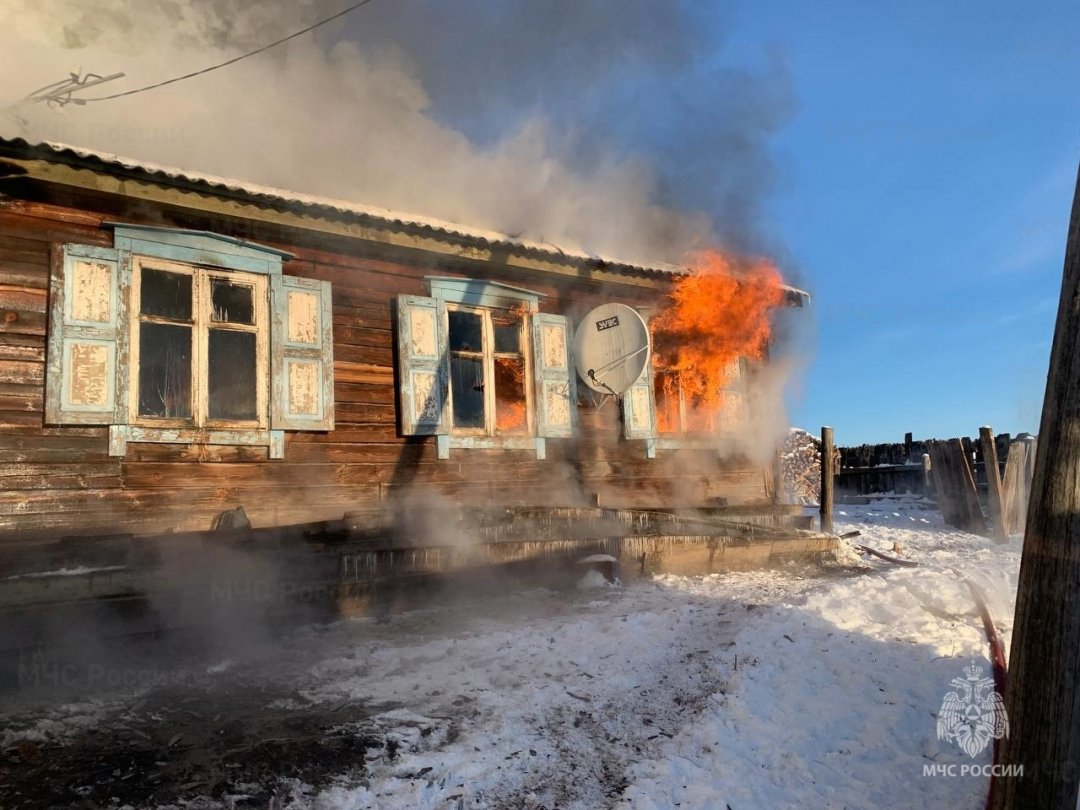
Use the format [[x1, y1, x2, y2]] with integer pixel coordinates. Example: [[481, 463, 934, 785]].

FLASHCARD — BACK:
[[820, 426, 835, 534], [994, 163, 1080, 809], [980, 426, 1009, 543]]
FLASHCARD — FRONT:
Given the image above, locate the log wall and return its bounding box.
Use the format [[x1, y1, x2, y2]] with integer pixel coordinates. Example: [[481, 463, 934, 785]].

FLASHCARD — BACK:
[[0, 194, 769, 541]]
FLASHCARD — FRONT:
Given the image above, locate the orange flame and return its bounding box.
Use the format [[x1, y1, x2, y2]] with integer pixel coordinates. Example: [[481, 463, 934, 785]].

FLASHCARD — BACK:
[[651, 249, 784, 414], [494, 355, 528, 433], [496, 399, 527, 432]]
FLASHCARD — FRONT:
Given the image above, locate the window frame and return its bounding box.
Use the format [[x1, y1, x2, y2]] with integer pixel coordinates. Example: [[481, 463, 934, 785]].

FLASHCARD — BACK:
[[649, 358, 749, 451], [652, 358, 747, 440], [128, 256, 270, 431], [445, 302, 534, 439]]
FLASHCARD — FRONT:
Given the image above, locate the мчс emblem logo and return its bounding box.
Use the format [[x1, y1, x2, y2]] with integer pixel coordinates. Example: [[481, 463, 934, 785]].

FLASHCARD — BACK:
[[937, 664, 1009, 758]]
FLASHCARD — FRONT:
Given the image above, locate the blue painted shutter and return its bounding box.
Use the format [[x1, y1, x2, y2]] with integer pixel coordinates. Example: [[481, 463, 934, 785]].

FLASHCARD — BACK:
[[622, 350, 656, 440], [396, 294, 448, 435], [531, 313, 576, 438], [45, 244, 126, 426], [271, 275, 334, 431]]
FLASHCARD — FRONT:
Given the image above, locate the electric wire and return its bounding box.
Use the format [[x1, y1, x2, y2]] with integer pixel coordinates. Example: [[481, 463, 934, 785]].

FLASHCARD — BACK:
[[82, 0, 377, 103]]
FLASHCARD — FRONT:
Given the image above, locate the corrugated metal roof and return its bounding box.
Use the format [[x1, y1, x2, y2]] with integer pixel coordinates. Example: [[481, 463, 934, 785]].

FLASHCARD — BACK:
[[0, 137, 687, 278], [0, 137, 809, 299]]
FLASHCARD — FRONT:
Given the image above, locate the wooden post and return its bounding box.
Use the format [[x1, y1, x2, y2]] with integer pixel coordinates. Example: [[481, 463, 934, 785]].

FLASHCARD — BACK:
[[1003, 440, 1025, 534], [820, 426, 834, 534], [994, 164, 1080, 809], [952, 437, 988, 535], [980, 426, 1008, 543]]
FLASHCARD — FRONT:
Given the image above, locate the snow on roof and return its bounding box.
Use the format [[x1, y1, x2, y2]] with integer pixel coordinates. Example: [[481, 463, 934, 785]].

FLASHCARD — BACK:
[[0, 137, 810, 297]]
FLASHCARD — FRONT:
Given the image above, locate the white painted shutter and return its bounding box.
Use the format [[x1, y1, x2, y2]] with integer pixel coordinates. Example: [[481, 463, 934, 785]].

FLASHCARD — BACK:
[[271, 275, 334, 431], [531, 313, 576, 438], [45, 244, 126, 425], [396, 294, 449, 435], [622, 351, 657, 440]]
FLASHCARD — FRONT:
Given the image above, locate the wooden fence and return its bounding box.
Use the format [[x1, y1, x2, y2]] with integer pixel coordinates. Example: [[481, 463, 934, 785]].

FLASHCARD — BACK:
[[833, 432, 1037, 537]]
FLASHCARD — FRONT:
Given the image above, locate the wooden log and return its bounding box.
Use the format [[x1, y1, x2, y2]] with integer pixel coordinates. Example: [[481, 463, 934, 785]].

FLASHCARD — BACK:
[[980, 426, 1009, 543], [820, 426, 835, 534], [994, 163, 1080, 809], [0, 359, 44, 385]]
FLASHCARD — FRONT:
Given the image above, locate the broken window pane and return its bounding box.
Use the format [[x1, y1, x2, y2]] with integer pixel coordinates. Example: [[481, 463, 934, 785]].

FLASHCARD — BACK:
[[140, 268, 192, 321], [138, 322, 192, 418], [492, 314, 521, 353], [210, 278, 254, 325], [450, 355, 485, 428], [208, 329, 257, 420], [494, 356, 527, 434], [448, 311, 483, 353]]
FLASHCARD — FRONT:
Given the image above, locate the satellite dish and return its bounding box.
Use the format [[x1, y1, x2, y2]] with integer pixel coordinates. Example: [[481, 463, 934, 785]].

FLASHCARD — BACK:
[[573, 303, 651, 395]]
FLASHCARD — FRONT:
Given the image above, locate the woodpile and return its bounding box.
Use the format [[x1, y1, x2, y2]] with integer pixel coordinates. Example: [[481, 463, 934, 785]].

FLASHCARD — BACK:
[[781, 429, 829, 504]]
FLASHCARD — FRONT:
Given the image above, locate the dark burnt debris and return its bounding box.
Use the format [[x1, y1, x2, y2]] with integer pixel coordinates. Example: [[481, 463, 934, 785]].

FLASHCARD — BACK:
[[0, 673, 395, 808]]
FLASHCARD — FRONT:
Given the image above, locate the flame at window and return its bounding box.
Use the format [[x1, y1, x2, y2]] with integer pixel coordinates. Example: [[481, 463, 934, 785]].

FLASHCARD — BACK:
[[651, 249, 783, 414], [494, 355, 527, 433]]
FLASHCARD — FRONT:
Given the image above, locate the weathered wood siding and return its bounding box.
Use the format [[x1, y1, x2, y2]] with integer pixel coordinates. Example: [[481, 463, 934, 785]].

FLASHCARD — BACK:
[[0, 196, 768, 541]]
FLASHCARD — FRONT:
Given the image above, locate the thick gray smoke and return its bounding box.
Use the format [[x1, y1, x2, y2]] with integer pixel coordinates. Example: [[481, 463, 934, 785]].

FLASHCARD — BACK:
[[0, 0, 793, 265]]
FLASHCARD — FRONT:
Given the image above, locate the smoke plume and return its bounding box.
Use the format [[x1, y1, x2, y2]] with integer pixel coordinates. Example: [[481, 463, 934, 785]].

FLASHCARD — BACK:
[[0, 0, 793, 266]]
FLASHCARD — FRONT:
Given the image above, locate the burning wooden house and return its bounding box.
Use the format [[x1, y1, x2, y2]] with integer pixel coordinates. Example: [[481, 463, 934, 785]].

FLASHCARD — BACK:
[[0, 138, 825, 616]]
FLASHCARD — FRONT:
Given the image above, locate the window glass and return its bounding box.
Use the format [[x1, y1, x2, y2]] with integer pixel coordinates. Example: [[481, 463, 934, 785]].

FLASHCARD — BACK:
[[493, 356, 527, 434], [140, 268, 192, 321], [450, 355, 485, 428], [210, 278, 254, 325], [493, 315, 521, 353], [138, 322, 192, 418], [208, 329, 257, 420], [136, 263, 264, 426], [449, 311, 483, 352]]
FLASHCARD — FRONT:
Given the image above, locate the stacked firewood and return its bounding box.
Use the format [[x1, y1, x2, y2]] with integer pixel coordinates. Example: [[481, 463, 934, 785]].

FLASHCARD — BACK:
[[781, 428, 823, 504]]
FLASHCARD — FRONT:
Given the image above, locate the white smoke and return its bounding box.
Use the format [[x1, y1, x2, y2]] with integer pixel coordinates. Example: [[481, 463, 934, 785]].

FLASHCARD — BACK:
[[0, 0, 792, 266]]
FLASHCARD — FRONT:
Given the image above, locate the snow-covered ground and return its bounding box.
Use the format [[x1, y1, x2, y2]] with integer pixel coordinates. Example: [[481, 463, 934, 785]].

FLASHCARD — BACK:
[[0, 497, 1021, 809]]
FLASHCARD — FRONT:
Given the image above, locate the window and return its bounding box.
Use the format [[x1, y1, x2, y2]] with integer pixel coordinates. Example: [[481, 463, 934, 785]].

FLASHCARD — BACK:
[[447, 305, 529, 436], [396, 279, 575, 459], [621, 335, 748, 457], [45, 225, 334, 458], [653, 359, 746, 437], [131, 259, 268, 428]]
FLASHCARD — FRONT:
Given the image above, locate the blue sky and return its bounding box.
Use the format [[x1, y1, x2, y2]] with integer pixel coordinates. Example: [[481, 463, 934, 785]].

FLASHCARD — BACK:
[[729, 1, 1080, 443]]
